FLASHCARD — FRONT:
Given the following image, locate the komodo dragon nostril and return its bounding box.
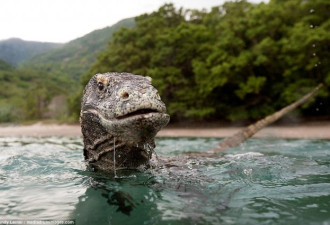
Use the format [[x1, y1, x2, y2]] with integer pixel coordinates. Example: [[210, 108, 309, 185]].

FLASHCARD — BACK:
[[121, 91, 129, 99]]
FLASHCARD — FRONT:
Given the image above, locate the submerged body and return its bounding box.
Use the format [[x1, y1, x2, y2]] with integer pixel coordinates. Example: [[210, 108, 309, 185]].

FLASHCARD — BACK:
[[80, 72, 322, 171]]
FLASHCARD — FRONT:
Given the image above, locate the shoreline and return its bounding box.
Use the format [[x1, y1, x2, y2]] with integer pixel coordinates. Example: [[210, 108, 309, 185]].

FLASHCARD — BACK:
[[0, 122, 329, 139]]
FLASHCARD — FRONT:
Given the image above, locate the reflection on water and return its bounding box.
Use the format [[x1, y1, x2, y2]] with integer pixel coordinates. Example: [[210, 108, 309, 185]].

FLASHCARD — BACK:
[[0, 136, 329, 224]]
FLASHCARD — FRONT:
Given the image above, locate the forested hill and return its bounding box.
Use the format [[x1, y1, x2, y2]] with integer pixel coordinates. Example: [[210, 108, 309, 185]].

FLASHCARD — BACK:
[[21, 18, 135, 81], [0, 1, 329, 124], [0, 38, 62, 66], [0, 59, 14, 71], [0, 18, 135, 123], [85, 0, 329, 121]]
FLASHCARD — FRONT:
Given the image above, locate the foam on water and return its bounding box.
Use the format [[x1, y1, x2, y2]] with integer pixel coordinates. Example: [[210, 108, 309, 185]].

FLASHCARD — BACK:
[[0, 136, 329, 224]]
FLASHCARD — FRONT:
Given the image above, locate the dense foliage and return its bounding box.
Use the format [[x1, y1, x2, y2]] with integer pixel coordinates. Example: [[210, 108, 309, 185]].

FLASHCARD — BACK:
[[84, 0, 329, 121], [0, 1, 329, 123], [0, 63, 69, 122]]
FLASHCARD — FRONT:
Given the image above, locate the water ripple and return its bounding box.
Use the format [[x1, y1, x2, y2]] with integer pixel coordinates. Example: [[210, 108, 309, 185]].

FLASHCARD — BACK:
[[0, 137, 329, 224]]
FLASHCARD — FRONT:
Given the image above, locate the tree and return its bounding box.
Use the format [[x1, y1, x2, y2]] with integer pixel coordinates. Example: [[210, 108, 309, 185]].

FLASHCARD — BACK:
[[83, 0, 329, 122]]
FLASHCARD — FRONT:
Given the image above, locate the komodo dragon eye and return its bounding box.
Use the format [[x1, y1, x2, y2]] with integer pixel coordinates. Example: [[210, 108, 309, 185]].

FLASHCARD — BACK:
[[97, 82, 104, 91]]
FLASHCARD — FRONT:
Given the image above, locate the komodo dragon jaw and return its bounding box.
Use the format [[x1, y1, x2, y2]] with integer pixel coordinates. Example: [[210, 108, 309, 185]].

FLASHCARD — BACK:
[[80, 72, 170, 171]]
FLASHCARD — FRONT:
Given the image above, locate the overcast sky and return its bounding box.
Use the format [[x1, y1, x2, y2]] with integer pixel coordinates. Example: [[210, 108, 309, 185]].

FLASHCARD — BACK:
[[0, 0, 267, 43]]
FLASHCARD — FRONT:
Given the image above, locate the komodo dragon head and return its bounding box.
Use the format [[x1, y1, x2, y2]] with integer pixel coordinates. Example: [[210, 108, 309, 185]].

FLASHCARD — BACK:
[[80, 72, 170, 171]]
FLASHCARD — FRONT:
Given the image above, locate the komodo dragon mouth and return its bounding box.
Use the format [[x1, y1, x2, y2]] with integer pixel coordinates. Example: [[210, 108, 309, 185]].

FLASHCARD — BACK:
[[116, 108, 160, 120], [84, 107, 166, 127]]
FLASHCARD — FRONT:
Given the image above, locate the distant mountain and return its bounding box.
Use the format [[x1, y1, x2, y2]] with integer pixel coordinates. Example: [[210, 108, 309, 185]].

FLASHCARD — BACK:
[[0, 38, 62, 66], [21, 18, 135, 81]]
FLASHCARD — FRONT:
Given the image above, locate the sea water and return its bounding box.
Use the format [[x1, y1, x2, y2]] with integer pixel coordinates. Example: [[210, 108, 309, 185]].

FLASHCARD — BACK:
[[0, 136, 329, 224]]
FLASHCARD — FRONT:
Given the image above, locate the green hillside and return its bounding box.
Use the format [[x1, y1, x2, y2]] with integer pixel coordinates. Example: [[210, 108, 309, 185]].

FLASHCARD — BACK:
[[0, 38, 62, 66], [21, 18, 135, 81], [0, 66, 69, 122], [1, 1, 329, 124], [86, 1, 329, 121], [0, 59, 14, 71], [0, 18, 135, 123]]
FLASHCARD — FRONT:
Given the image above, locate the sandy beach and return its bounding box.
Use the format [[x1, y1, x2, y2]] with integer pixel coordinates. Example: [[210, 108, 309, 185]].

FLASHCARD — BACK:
[[0, 121, 329, 139]]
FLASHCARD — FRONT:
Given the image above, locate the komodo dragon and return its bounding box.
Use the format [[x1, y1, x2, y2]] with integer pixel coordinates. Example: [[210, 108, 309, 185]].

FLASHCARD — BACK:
[[80, 72, 322, 171]]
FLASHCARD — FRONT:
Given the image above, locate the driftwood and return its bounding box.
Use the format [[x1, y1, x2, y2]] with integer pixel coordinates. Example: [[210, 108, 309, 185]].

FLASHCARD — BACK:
[[210, 83, 323, 152]]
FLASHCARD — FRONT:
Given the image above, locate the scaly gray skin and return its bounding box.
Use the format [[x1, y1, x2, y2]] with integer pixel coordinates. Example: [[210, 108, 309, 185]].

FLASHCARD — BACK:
[[81, 72, 322, 171], [80, 72, 169, 171]]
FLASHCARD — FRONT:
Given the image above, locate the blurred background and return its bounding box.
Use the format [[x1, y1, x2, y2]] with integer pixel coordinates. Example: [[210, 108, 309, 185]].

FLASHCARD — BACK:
[[0, 0, 328, 124]]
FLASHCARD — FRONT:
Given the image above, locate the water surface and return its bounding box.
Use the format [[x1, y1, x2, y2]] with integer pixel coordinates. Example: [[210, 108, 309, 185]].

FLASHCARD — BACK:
[[0, 137, 329, 224]]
